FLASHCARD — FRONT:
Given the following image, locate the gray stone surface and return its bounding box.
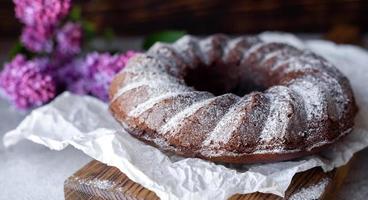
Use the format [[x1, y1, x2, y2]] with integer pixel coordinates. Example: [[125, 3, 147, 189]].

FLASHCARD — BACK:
[[0, 98, 91, 200]]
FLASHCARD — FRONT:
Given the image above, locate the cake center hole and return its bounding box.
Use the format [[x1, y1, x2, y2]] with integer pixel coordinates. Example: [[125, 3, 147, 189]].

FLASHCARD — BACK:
[[183, 64, 267, 96]]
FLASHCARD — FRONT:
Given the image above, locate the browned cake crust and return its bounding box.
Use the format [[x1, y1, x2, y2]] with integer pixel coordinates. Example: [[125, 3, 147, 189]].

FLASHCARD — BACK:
[[109, 34, 358, 164]]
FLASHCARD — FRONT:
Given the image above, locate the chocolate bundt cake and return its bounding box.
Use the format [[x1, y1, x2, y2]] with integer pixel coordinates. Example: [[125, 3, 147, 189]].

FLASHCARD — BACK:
[[109, 34, 358, 164]]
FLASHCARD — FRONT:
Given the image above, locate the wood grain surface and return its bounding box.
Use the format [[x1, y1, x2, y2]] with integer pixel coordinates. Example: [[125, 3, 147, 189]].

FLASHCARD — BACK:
[[64, 158, 352, 200]]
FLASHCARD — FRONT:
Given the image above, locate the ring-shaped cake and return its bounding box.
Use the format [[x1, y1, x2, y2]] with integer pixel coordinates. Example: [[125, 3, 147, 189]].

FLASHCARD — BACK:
[[109, 34, 358, 164]]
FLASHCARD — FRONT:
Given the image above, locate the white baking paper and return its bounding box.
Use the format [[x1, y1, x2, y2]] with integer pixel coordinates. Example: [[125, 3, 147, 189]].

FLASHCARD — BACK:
[[3, 33, 368, 200]]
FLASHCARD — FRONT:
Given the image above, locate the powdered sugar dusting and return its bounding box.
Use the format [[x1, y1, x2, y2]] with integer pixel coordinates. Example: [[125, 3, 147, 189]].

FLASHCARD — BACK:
[[113, 78, 185, 101], [222, 36, 261, 64], [222, 38, 244, 58], [69, 176, 118, 190], [159, 97, 214, 135], [320, 72, 347, 120], [173, 36, 202, 68], [289, 77, 326, 120], [271, 56, 298, 72], [111, 35, 355, 158], [124, 53, 170, 74], [202, 126, 352, 157], [113, 55, 191, 102], [198, 37, 217, 65], [260, 86, 294, 143], [282, 53, 324, 74], [129, 91, 205, 117], [147, 43, 185, 75], [289, 178, 330, 200], [241, 42, 267, 61], [260, 49, 284, 64], [202, 96, 249, 147]]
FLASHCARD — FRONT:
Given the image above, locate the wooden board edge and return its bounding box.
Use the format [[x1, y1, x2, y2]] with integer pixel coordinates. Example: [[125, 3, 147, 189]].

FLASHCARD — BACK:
[[64, 158, 354, 200]]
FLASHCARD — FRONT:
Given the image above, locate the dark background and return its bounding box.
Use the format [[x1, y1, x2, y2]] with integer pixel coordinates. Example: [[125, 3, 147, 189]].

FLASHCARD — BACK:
[[1, 0, 368, 44], [0, 0, 368, 33]]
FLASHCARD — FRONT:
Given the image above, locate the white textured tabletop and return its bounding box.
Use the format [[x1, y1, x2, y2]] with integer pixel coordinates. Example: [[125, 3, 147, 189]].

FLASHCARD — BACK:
[[0, 36, 367, 200]]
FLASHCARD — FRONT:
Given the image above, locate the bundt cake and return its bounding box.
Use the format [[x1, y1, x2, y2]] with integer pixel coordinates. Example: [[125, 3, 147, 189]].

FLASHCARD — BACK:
[[109, 34, 358, 164]]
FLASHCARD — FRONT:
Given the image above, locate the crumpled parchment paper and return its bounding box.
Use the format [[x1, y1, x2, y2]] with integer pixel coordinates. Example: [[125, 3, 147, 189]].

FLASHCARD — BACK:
[[3, 32, 368, 200]]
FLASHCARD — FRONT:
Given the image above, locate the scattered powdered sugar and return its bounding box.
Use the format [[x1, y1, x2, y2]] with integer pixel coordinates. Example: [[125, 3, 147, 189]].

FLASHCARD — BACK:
[[198, 38, 215, 65], [113, 59, 191, 102], [223, 37, 242, 50], [112, 35, 354, 157], [69, 176, 118, 190], [202, 126, 352, 157], [202, 97, 248, 147], [143, 135, 175, 151], [259, 86, 293, 143], [282, 53, 325, 74], [259, 32, 307, 49], [241, 42, 267, 61], [222, 36, 261, 63], [288, 178, 330, 200], [319, 72, 347, 120], [149, 43, 190, 71], [203, 131, 341, 156], [173, 36, 204, 68], [174, 35, 197, 48], [113, 81, 147, 100], [289, 71, 346, 122], [124, 54, 167, 74], [222, 37, 245, 58], [158, 97, 215, 135], [271, 56, 299, 72], [113, 79, 188, 102], [260, 49, 285, 64], [289, 77, 326, 121], [128, 91, 199, 117]]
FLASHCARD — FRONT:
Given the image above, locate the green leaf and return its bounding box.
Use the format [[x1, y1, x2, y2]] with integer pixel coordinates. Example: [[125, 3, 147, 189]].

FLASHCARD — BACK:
[[103, 27, 116, 41], [82, 20, 97, 42], [69, 6, 82, 21], [7, 41, 34, 59], [143, 30, 186, 50]]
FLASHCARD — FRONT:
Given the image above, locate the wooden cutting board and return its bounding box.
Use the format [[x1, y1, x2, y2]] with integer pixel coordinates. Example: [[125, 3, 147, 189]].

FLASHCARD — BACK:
[[64, 158, 353, 200]]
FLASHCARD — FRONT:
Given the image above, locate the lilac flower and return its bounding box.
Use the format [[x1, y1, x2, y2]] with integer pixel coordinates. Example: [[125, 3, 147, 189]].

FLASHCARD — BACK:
[[60, 51, 137, 101], [0, 55, 57, 109], [56, 22, 83, 57], [14, 0, 72, 53], [56, 57, 86, 93], [13, 0, 71, 27], [85, 51, 138, 101], [21, 25, 53, 53]]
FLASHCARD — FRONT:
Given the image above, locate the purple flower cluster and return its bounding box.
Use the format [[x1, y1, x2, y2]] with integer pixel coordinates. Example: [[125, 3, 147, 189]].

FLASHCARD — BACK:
[[14, 0, 71, 27], [1, 0, 138, 109], [0, 55, 57, 109], [61, 51, 137, 101], [21, 25, 53, 53], [56, 22, 83, 58], [13, 0, 72, 53]]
